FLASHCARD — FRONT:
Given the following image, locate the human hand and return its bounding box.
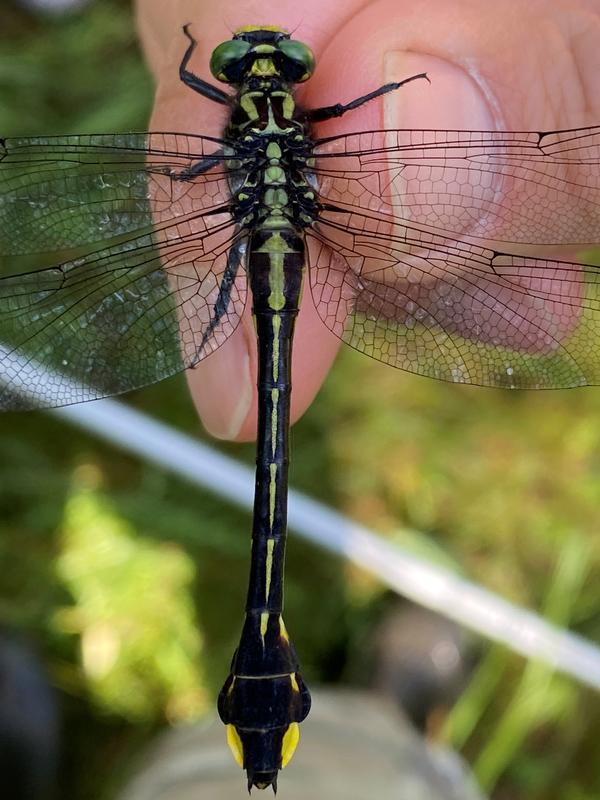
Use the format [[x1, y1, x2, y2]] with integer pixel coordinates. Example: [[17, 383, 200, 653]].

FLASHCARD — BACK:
[[136, 0, 600, 438]]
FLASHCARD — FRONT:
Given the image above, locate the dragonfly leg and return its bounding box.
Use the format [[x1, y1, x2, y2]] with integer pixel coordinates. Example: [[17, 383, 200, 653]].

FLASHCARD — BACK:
[[180, 24, 231, 106], [167, 149, 226, 182], [305, 72, 430, 122], [193, 236, 245, 364]]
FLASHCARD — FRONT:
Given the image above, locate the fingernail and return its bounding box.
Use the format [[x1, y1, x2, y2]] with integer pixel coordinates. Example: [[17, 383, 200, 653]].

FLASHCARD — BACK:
[[187, 330, 254, 440], [383, 52, 496, 130]]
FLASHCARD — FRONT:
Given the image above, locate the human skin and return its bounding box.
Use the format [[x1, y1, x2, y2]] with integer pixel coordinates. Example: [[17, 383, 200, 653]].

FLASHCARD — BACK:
[[135, 0, 600, 441]]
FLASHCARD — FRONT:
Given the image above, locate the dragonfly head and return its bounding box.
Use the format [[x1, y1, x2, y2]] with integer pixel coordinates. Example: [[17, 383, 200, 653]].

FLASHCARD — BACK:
[[210, 27, 315, 86]]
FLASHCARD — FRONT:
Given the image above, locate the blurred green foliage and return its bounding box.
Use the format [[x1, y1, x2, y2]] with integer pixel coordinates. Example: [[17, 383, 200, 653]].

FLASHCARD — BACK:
[[1, 1, 600, 799], [56, 468, 206, 722]]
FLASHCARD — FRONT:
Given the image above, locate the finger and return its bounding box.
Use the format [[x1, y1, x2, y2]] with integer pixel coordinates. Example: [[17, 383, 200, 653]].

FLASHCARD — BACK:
[[308, 0, 600, 138]]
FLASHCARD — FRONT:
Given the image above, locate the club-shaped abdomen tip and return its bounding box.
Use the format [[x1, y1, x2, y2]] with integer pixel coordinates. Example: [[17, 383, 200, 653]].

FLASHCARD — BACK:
[[225, 721, 302, 791], [248, 770, 279, 793]]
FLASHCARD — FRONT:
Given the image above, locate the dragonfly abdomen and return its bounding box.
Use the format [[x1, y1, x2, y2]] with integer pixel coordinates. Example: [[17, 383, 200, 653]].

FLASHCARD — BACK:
[[218, 127, 312, 785], [217, 225, 311, 788], [247, 224, 304, 607]]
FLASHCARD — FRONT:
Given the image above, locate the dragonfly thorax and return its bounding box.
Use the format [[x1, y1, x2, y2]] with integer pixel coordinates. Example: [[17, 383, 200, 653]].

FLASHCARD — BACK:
[[227, 131, 318, 231]]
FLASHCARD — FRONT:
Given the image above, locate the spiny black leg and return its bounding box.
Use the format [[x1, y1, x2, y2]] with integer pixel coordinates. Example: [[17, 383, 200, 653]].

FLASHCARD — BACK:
[[305, 72, 430, 122], [193, 235, 246, 364], [170, 148, 227, 182], [179, 24, 231, 106], [150, 148, 227, 182]]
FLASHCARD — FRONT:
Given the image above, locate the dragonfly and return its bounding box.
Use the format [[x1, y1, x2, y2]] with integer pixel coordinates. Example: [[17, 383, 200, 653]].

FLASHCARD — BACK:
[[2, 23, 600, 793]]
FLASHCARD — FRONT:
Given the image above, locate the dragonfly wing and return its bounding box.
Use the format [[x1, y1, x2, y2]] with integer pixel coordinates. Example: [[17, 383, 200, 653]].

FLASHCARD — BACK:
[[306, 207, 600, 389], [311, 127, 600, 247], [0, 215, 248, 410], [0, 132, 241, 260]]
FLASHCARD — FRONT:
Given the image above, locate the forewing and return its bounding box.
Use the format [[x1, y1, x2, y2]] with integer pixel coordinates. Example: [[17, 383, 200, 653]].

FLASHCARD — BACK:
[[0, 211, 248, 410], [307, 207, 600, 389], [0, 132, 250, 410], [311, 127, 600, 247], [0, 132, 241, 259]]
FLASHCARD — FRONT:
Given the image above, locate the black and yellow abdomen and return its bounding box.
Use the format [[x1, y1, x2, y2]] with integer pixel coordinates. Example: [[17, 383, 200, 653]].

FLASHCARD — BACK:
[[215, 30, 317, 790], [217, 222, 312, 788]]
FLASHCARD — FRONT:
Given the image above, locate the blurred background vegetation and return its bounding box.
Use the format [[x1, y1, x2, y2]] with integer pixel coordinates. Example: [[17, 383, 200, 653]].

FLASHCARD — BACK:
[[0, 1, 599, 798]]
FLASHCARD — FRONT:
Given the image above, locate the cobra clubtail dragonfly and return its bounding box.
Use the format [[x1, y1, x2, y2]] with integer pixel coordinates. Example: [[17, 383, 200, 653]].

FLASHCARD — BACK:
[[2, 23, 600, 791]]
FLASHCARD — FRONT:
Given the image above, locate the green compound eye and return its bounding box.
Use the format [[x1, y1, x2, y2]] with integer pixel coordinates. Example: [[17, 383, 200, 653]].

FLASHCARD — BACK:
[[278, 39, 315, 81], [210, 39, 252, 82]]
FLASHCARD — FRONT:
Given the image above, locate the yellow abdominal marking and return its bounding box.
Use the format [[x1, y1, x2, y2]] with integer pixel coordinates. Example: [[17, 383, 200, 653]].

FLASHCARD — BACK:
[[281, 723, 300, 768], [279, 617, 289, 642], [226, 724, 245, 768], [265, 537, 275, 601], [290, 672, 299, 692], [269, 462, 277, 526], [271, 388, 279, 458], [266, 235, 286, 310], [260, 611, 269, 641], [272, 316, 281, 382]]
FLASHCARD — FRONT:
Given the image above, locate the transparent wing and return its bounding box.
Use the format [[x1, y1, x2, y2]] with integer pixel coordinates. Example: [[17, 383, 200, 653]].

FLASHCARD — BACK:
[[0, 212, 248, 410], [311, 127, 600, 246], [0, 132, 243, 259], [307, 206, 600, 389], [0, 132, 250, 410]]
